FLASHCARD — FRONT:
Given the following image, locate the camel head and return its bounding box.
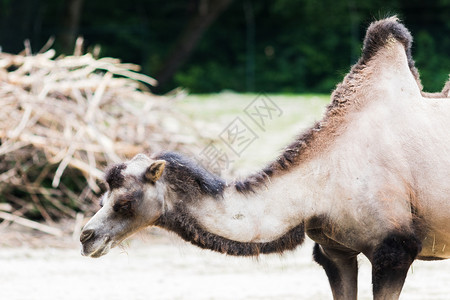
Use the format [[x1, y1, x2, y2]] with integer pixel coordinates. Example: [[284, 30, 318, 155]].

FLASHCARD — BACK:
[[80, 154, 166, 258]]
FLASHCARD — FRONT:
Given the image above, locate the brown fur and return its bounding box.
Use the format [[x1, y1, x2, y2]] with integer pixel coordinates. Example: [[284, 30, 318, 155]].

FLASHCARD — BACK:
[[236, 17, 418, 194]]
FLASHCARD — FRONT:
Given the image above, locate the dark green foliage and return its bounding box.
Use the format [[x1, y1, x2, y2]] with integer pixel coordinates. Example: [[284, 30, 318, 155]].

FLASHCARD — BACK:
[[0, 0, 448, 93]]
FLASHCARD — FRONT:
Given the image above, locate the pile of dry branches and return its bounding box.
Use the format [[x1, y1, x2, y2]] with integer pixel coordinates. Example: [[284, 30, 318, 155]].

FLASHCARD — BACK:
[[0, 48, 200, 234]]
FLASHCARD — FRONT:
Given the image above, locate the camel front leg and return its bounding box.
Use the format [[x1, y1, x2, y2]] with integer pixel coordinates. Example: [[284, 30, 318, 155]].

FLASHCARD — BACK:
[[313, 243, 359, 300], [370, 234, 421, 300]]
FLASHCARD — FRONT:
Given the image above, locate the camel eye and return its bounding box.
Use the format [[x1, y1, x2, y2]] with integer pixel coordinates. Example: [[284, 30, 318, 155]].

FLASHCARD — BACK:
[[113, 199, 133, 213]]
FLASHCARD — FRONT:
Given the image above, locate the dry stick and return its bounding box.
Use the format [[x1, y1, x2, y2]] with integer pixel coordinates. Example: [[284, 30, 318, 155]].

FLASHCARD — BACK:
[[86, 124, 121, 163], [7, 104, 32, 139], [0, 203, 13, 212], [0, 211, 63, 236], [99, 64, 157, 86], [59, 181, 81, 198], [72, 212, 84, 241], [74, 37, 84, 57], [23, 39, 32, 56], [19, 133, 106, 156], [38, 37, 55, 54], [85, 71, 112, 122], [5, 195, 33, 213], [87, 148, 100, 193], [44, 146, 104, 180], [0, 168, 19, 183], [0, 141, 29, 156], [69, 158, 104, 181], [40, 192, 76, 218], [14, 163, 55, 224], [52, 126, 86, 188], [33, 164, 53, 187], [92, 45, 101, 59], [72, 151, 102, 193], [24, 184, 55, 225], [0, 219, 12, 231]]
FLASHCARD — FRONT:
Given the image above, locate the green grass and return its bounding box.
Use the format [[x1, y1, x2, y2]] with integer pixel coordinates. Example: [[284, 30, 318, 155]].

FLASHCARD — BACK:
[[175, 93, 331, 176]]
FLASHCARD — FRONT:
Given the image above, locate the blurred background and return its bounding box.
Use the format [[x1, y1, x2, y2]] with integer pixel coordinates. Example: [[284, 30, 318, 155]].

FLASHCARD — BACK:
[[1, 1, 450, 299], [1, 0, 449, 94]]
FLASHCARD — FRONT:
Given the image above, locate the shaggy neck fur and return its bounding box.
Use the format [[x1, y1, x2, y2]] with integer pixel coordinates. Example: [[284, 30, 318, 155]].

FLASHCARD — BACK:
[[157, 207, 305, 256], [153, 152, 306, 256]]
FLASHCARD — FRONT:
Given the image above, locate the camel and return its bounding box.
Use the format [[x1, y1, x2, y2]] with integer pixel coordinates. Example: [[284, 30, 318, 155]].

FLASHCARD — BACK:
[[80, 17, 450, 300]]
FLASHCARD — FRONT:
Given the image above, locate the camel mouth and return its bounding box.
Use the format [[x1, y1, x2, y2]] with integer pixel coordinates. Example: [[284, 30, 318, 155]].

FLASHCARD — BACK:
[[81, 236, 113, 258]]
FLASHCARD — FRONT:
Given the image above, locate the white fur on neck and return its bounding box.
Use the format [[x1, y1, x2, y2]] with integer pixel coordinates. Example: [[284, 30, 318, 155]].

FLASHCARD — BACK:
[[186, 167, 318, 243]]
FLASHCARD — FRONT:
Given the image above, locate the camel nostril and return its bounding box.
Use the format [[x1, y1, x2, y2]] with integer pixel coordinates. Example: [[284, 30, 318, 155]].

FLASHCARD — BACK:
[[80, 229, 95, 243]]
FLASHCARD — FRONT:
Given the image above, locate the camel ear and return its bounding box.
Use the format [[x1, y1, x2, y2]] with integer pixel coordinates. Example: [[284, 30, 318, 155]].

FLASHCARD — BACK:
[[144, 160, 166, 183]]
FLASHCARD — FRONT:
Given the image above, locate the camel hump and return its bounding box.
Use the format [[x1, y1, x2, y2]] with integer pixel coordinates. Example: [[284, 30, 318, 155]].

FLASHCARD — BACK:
[[361, 16, 413, 63]]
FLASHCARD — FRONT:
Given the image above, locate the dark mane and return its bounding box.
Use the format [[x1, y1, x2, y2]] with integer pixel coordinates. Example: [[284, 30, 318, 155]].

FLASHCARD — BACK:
[[156, 207, 305, 256], [104, 163, 126, 190], [155, 151, 226, 201]]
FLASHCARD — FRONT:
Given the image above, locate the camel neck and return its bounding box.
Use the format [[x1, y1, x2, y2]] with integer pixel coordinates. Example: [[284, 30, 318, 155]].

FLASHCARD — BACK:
[[155, 165, 320, 255], [192, 175, 312, 243]]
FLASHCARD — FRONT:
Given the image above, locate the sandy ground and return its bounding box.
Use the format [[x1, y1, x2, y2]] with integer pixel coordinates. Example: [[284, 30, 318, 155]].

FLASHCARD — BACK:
[[2, 229, 450, 300]]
